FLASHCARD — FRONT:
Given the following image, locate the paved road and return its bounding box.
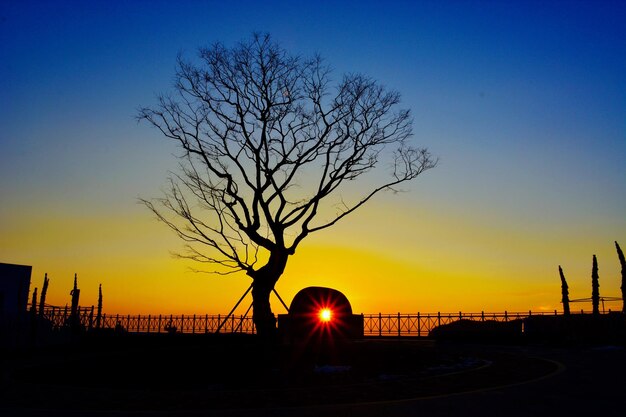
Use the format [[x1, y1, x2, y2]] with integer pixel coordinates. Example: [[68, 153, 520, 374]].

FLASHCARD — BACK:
[[3, 344, 624, 417], [311, 345, 624, 417], [208, 345, 624, 417]]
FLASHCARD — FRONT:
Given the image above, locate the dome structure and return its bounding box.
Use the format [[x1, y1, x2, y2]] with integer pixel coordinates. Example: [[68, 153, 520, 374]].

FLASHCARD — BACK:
[[289, 286, 353, 317], [277, 286, 363, 341]]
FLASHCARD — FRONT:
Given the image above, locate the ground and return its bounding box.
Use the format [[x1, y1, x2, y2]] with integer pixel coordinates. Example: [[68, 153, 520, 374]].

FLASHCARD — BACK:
[[1, 334, 624, 416]]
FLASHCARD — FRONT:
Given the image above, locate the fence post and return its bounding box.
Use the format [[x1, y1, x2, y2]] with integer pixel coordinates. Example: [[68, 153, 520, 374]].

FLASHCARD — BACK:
[[88, 306, 94, 330], [147, 315, 151, 334], [417, 312, 421, 337], [459, 311, 462, 320], [361, 314, 365, 336], [181, 314, 185, 334], [192, 314, 196, 334], [217, 314, 221, 334], [397, 312, 401, 337], [158, 314, 162, 333], [504, 311, 508, 322], [481, 311, 485, 322], [437, 311, 441, 328], [205, 314, 208, 333], [378, 313, 382, 337]]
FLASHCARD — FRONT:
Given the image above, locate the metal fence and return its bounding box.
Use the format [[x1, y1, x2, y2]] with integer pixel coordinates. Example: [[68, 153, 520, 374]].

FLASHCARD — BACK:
[[98, 313, 255, 334], [41, 305, 97, 329], [38, 307, 610, 337], [363, 311, 551, 337]]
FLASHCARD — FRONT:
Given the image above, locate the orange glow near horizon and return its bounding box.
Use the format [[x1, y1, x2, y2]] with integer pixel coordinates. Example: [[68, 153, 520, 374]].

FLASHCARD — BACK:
[[3, 201, 625, 317], [7, 169, 621, 317]]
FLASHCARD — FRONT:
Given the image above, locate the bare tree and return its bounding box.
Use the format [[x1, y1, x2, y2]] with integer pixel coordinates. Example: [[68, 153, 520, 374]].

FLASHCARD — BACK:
[[138, 33, 437, 336]]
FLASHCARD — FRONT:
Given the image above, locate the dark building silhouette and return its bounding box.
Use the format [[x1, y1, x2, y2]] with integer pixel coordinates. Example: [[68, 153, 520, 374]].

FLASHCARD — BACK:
[[0, 263, 32, 319]]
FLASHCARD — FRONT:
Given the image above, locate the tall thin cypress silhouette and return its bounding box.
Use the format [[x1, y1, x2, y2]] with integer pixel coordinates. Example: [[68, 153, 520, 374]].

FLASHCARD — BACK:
[[559, 265, 571, 316], [96, 284, 103, 329], [615, 241, 625, 313], [591, 255, 600, 315], [30, 287, 37, 314], [69, 273, 80, 331], [38, 273, 49, 318]]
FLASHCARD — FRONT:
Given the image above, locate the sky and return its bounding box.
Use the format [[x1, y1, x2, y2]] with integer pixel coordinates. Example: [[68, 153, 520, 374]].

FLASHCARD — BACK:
[[1, 0, 625, 315]]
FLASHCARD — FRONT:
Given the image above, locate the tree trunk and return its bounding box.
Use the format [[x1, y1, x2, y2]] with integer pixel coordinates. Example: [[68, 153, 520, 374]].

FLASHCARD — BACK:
[[250, 250, 289, 338]]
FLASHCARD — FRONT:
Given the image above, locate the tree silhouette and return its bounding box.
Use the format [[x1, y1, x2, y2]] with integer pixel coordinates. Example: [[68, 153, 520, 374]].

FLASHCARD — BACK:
[[558, 265, 570, 316], [30, 287, 37, 314], [96, 284, 103, 329], [591, 255, 600, 315], [616, 241, 625, 313], [69, 273, 80, 331], [138, 33, 437, 336], [38, 273, 49, 318]]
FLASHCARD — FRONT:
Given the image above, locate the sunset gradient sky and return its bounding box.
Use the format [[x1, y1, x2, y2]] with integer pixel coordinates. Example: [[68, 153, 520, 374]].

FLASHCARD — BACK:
[[1, 0, 625, 315]]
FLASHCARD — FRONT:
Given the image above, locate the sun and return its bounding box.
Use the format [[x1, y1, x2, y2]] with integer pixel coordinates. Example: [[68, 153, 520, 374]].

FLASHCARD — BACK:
[[319, 308, 332, 322]]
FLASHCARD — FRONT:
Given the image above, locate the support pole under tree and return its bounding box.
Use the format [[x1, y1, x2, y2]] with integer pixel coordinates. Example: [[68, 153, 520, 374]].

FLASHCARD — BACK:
[[234, 301, 253, 333], [272, 289, 290, 312], [559, 265, 571, 316], [616, 241, 626, 313], [216, 283, 253, 334], [591, 255, 600, 315]]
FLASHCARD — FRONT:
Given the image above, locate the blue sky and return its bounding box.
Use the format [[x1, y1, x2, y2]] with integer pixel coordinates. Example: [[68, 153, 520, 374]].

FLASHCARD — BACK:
[[1, 0, 625, 313]]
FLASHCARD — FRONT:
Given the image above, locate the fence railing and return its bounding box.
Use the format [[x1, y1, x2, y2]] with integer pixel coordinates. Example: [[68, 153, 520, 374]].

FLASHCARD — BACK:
[[363, 311, 553, 337], [98, 313, 255, 334], [38, 307, 614, 337], [41, 305, 96, 329]]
